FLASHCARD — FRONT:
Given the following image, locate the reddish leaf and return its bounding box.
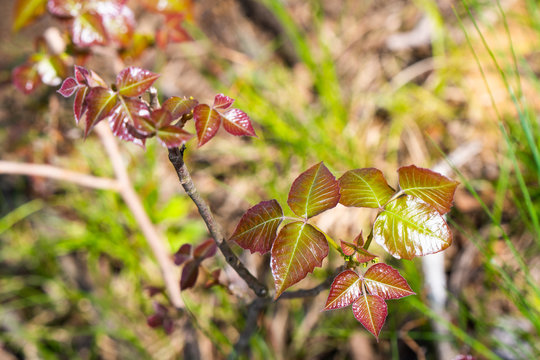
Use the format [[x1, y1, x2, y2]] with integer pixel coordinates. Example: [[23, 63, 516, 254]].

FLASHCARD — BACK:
[[58, 77, 79, 97], [13, 0, 47, 32], [193, 104, 222, 147], [287, 162, 340, 219], [353, 231, 364, 247], [180, 259, 199, 290], [339, 238, 376, 263], [156, 14, 192, 48], [324, 270, 362, 310], [222, 108, 256, 137], [162, 96, 198, 119], [213, 93, 234, 110], [73, 86, 89, 123], [116, 67, 160, 97], [151, 108, 173, 128], [230, 199, 284, 254], [174, 244, 192, 266], [74, 65, 90, 84], [146, 314, 163, 328], [363, 263, 415, 300], [140, 0, 193, 14], [352, 293, 387, 341], [194, 239, 217, 260], [355, 247, 377, 264], [339, 168, 395, 208], [12, 63, 41, 94], [271, 222, 328, 299], [98, 2, 135, 47], [107, 99, 149, 146], [47, 0, 79, 17], [82, 87, 117, 135], [162, 317, 174, 334], [132, 116, 156, 137], [340, 240, 356, 256], [398, 165, 459, 214], [71, 12, 108, 47], [373, 196, 452, 260], [156, 126, 193, 148]]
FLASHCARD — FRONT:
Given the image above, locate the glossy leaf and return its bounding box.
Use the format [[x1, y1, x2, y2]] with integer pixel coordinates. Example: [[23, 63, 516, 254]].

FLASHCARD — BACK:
[[194, 239, 217, 260], [35, 54, 67, 86], [339, 238, 376, 263], [353, 231, 364, 247], [174, 244, 192, 266], [140, 0, 193, 14], [352, 293, 387, 341], [222, 108, 256, 137], [398, 165, 459, 214], [324, 270, 362, 310], [107, 99, 149, 146], [98, 2, 135, 47], [12, 63, 40, 94], [213, 93, 234, 110], [162, 96, 198, 119], [287, 162, 340, 219], [271, 222, 328, 299], [58, 77, 79, 97], [82, 87, 117, 136], [13, 0, 47, 31], [339, 168, 395, 208], [340, 240, 356, 256], [193, 104, 222, 147], [355, 247, 377, 264], [180, 259, 198, 290], [116, 67, 160, 97], [230, 200, 284, 254], [363, 263, 415, 300], [73, 86, 89, 123], [373, 196, 452, 260], [72, 12, 107, 47], [156, 126, 193, 148]]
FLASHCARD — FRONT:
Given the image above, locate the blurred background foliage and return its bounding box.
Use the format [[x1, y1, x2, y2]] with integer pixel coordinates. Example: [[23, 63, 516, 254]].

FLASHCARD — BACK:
[[1, 0, 540, 359]]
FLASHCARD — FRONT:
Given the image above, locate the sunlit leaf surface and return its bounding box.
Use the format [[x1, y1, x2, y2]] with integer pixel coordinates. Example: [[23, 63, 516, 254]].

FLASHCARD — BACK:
[[340, 240, 356, 256], [230, 200, 283, 254], [72, 12, 107, 47], [116, 67, 160, 97], [373, 196, 452, 260], [162, 96, 198, 119], [213, 93, 234, 110], [222, 108, 256, 137], [84, 87, 117, 136], [363, 263, 415, 299], [193, 104, 222, 147], [398, 165, 459, 214], [324, 270, 362, 310], [13, 0, 47, 31], [271, 222, 328, 299], [339, 168, 395, 208], [287, 162, 340, 219], [352, 293, 387, 341]]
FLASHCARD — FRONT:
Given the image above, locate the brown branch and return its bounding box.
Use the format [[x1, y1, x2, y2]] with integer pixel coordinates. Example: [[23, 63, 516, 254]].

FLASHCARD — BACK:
[[95, 123, 184, 310], [167, 146, 268, 298], [0, 161, 119, 191]]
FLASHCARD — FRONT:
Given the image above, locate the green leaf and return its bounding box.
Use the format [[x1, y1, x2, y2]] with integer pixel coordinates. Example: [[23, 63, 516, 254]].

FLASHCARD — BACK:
[[398, 165, 459, 214], [352, 293, 387, 341], [271, 221, 328, 299], [230, 200, 284, 254], [12, 0, 47, 32], [363, 263, 415, 299], [287, 162, 340, 219], [324, 270, 362, 310], [116, 67, 160, 97], [373, 196, 452, 260], [193, 104, 222, 147], [339, 168, 395, 208]]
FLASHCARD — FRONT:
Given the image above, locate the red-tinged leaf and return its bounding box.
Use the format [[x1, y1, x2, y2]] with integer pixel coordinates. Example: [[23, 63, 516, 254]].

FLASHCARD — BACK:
[[174, 244, 192, 266], [153, 301, 168, 316], [271, 222, 328, 299], [222, 108, 256, 137], [373, 196, 452, 260], [324, 270, 362, 310], [84, 87, 117, 136], [132, 116, 156, 136], [353, 231, 364, 247], [204, 269, 221, 288], [363, 263, 415, 300], [84, 68, 107, 88], [355, 247, 377, 264], [74, 65, 90, 84], [340, 240, 356, 256], [213, 93, 234, 110], [12, 63, 41, 94], [162, 97, 198, 119], [180, 259, 199, 290], [116, 67, 160, 97], [146, 314, 163, 328], [98, 2, 135, 47], [119, 32, 154, 61], [162, 317, 174, 334], [156, 14, 192, 48], [339, 168, 395, 208], [230, 199, 284, 254], [47, 0, 80, 17], [193, 104, 222, 147], [13, 0, 47, 32], [194, 239, 217, 260], [58, 77, 79, 97], [156, 126, 193, 148], [72, 12, 108, 47], [352, 293, 387, 341], [140, 0, 193, 14], [145, 286, 164, 297], [73, 86, 88, 124], [151, 108, 173, 128], [107, 99, 150, 146], [287, 162, 340, 219], [398, 165, 459, 214]]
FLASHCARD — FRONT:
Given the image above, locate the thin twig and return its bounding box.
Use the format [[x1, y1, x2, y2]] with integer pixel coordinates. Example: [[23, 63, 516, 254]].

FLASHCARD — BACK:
[[0, 161, 119, 190], [167, 146, 268, 297], [95, 123, 184, 310]]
